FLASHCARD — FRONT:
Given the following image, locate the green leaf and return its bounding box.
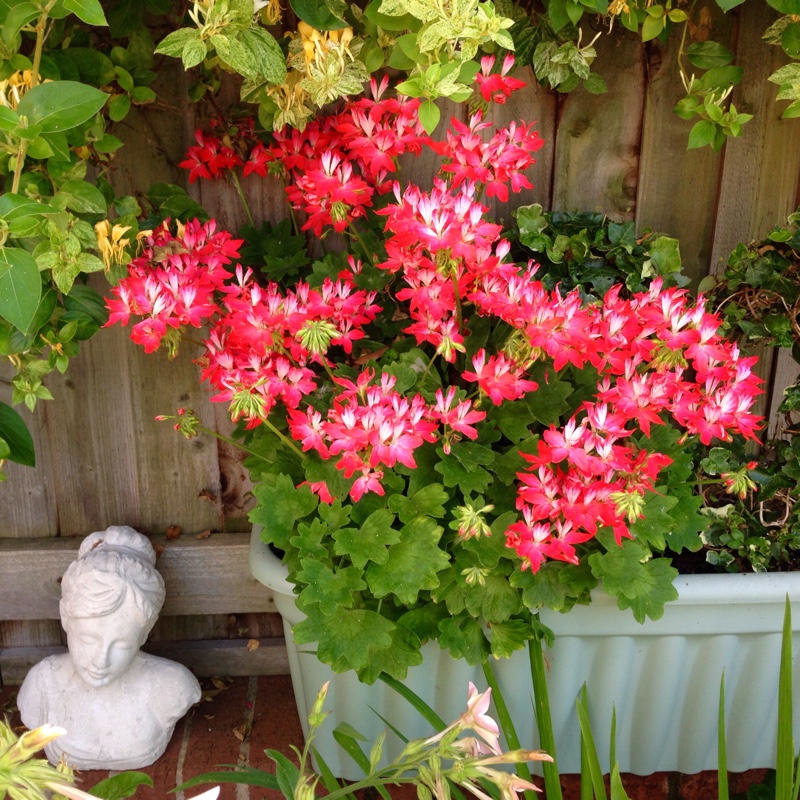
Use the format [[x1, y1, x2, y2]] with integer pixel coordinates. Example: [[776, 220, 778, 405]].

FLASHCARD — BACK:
[[781, 21, 800, 58], [388, 483, 448, 523], [629, 493, 678, 550], [332, 509, 400, 568], [0, 248, 41, 333], [434, 451, 492, 494], [366, 516, 449, 605], [438, 615, 490, 664], [16, 81, 107, 133], [0, 105, 18, 131], [297, 561, 366, 610], [211, 34, 259, 79], [0, 401, 35, 466], [641, 13, 665, 42], [715, 0, 745, 9], [289, 0, 349, 29], [251, 474, 319, 551], [88, 772, 153, 800], [360, 623, 424, 682], [64, 0, 107, 25], [155, 28, 201, 58], [364, 0, 418, 31], [239, 28, 287, 84], [693, 65, 743, 93], [686, 41, 734, 69], [589, 542, 679, 622], [767, 0, 800, 13], [488, 619, 532, 659], [688, 119, 717, 149], [108, 93, 131, 122], [181, 39, 208, 69], [107, 0, 144, 37], [58, 179, 107, 214], [293, 607, 394, 672], [465, 573, 521, 623], [2, 3, 38, 46]]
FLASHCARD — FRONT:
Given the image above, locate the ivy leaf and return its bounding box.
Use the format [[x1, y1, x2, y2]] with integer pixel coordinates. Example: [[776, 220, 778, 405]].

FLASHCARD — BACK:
[[293, 607, 394, 673], [296, 561, 366, 611], [388, 483, 448, 523], [489, 619, 533, 659], [0, 401, 35, 467], [333, 508, 400, 569], [526, 364, 573, 424], [366, 516, 449, 605], [589, 542, 679, 622], [0, 247, 41, 333], [250, 474, 318, 551]]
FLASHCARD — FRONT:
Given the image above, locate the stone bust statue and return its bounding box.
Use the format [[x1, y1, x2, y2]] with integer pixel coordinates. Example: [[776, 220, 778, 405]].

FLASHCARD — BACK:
[[18, 526, 201, 769]]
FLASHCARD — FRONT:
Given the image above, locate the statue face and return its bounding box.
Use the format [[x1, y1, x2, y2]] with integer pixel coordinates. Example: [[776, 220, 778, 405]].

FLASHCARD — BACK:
[[65, 600, 143, 687]]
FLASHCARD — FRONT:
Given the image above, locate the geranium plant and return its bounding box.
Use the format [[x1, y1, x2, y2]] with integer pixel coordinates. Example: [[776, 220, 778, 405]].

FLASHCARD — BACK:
[[108, 68, 762, 683]]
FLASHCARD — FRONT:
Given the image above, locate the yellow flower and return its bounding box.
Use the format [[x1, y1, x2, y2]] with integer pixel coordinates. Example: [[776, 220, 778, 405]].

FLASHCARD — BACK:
[[0, 70, 37, 110], [94, 220, 149, 271]]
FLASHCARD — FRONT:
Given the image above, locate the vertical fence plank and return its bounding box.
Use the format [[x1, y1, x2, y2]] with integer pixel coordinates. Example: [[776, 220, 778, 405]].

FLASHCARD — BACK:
[[709, 2, 800, 272], [0, 367, 57, 537], [551, 28, 646, 220], [635, 11, 734, 286]]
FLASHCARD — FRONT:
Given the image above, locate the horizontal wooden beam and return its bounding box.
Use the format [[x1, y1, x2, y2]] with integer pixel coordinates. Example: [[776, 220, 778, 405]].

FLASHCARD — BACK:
[[0, 532, 277, 620], [0, 637, 289, 685]]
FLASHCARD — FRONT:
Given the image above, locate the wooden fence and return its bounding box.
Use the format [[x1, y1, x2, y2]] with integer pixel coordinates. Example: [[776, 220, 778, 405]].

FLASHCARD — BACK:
[[2, 1, 800, 682]]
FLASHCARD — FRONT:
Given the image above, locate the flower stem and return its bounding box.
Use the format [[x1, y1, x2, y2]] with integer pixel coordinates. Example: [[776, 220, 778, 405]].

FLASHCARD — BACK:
[[347, 221, 375, 269], [263, 417, 306, 459], [481, 660, 538, 800], [231, 170, 255, 228], [194, 423, 266, 462]]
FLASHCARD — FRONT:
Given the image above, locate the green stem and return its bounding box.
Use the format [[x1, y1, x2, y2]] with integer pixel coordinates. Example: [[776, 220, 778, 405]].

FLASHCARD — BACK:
[[263, 417, 306, 459], [195, 423, 266, 462], [11, 2, 52, 194], [346, 221, 375, 269], [481, 660, 537, 800], [529, 637, 563, 800], [450, 271, 463, 334], [230, 170, 255, 228]]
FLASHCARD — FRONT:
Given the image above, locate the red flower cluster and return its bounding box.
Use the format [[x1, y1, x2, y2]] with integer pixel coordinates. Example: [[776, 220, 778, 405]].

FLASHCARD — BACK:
[[111, 77, 763, 577], [179, 117, 259, 182], [105, 219, 241, 352], [475, 54, 527, 105]]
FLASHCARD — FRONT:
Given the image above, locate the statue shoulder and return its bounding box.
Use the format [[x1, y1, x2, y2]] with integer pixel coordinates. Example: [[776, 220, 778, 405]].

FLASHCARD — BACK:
[[18, 654, 72, 729], [138, 653, 201, 717]]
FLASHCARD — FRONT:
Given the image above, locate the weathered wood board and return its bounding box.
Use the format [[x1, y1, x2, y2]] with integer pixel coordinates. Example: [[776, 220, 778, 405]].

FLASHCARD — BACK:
[[0, 532, 275, 621]]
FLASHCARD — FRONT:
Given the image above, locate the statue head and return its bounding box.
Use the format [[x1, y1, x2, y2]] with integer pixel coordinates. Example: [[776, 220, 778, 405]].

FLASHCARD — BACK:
[[59, 526, 165, 688]]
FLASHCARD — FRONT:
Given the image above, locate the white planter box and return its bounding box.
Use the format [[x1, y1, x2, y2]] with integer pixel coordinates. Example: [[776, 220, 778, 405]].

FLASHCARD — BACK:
[[250, 526, 800, 778]]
